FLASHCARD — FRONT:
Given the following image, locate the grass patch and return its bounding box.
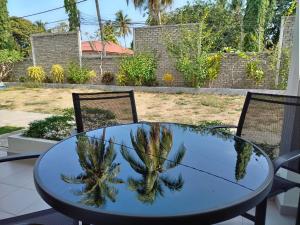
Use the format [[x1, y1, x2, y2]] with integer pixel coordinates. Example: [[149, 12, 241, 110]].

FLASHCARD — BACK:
[[24, 101, 49, 106], [0, 103, 15, 109], [0, 126, 23, 135]]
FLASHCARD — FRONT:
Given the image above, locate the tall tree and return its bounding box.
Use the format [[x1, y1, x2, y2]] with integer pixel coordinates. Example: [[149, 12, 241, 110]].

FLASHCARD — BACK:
[[243, 0, 270, 52], [64, 0, 80, 31], [265, 0, 296, 47], [10, 17, 44, 56], [127, 0, 173, 25], [50, 22, 69, 33], [34, 20, 46, 32], [115, 10, 131, 48], [103, 22, 118, 43], [0, 0, 13, 49]]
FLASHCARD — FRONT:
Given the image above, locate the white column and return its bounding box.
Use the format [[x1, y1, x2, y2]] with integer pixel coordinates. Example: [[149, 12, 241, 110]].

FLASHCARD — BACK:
[[276, 4, 300, 216]]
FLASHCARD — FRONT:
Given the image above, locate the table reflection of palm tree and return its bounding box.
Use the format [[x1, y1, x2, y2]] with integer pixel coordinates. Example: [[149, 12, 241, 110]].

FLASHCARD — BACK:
[[61, 131, 123, 207], [234, 137, 253, 181], [121, 123, 186, 203]]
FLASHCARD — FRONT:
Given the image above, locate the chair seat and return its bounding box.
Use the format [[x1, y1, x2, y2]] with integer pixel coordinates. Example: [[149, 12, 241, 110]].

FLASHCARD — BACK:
[[0, 208, 74, 225], [269, 175, 300, 197]]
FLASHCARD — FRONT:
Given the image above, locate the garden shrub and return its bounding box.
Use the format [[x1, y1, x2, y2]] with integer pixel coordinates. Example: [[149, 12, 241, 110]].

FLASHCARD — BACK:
[[278, 48, 291, 90], [116, 73, 128, 86], [23, 113, 74, 141], [0, 50, 23, 81], [101, 72, 114, 84], [27, 66, 46, 83], [66, 62, 96, 84], [163, 72, 174, 86], [117, 53, 157, 86], [19, 76, 26, 82], [50, 64, 64, 83], [246, 60, 264, 85]]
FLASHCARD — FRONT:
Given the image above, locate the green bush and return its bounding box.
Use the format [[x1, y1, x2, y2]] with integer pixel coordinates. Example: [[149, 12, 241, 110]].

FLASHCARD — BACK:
[[50, 64, 64, 83], [23, 114, 74, 141], [101, 72, 114, 84], [117, 53, 157, 86], [278, 48, 291, 90], [246, 60, 265, 85], [66, 62, 96, 84], [27, 66, 46, 83], [0, 50, 23, 81]]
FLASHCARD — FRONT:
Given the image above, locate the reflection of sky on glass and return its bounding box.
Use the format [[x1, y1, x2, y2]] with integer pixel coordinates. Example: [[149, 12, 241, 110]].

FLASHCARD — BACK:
[[36, 123, 271, 216]]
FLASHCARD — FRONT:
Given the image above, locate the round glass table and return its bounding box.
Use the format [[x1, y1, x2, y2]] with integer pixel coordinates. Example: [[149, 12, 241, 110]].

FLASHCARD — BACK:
[[34, 122, 274, 225]]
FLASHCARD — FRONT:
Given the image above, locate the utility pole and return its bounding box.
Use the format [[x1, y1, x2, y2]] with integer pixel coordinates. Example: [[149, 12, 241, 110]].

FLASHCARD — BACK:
[[95, 0, 105, 75]]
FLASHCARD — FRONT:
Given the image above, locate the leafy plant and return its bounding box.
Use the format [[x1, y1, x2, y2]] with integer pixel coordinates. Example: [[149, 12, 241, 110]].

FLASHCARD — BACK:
[[277, 48, 291, 90], [0, 126, 23, 135], [50, 64, 64, 83], [163, 72, 174, 86], [27, 66, 46, 83], [116, 73, 127, 86], [23, 114, 74, 141], [165, 12, 222, 87], [206, 53, 222, 82], [0, 49, 23, 81], [246, 60, 265, 85], [101, 72, 114, 84], [66, 62, 96, 84], [117, 53, 157, 86]]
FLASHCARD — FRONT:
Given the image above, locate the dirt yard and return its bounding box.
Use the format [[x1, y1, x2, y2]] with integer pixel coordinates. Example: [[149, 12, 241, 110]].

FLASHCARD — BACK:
[[0, 87, 245, 125]]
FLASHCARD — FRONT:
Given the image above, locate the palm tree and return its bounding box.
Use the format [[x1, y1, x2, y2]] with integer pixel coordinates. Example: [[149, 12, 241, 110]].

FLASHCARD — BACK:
[[34, 20, 46, 32], [126, 0, 173, 25], [121, 123, 185, 203], [61, 133, 123, 207], [115, 10, 131, 48]]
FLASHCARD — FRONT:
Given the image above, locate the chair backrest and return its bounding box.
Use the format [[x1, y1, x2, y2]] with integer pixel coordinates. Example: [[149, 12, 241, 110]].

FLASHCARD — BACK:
[[237, 92, 300, 172], [72, 91, 138, 133]]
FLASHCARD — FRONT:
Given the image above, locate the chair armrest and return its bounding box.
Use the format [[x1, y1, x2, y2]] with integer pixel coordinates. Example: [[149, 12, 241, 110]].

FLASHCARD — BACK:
[[209, 125, 238, 130], [273, 149, 300, 172], [0, 153, 40, 163]]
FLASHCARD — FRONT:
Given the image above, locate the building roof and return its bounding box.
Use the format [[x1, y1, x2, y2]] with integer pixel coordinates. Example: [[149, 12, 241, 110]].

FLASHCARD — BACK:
[[81, 41, 133, 55]]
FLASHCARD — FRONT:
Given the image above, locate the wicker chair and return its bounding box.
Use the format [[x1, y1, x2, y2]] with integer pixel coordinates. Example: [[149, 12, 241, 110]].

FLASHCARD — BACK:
[[0, 154, 73, 225], [212, 92, 300, 225], [72, 91, 138, 133]]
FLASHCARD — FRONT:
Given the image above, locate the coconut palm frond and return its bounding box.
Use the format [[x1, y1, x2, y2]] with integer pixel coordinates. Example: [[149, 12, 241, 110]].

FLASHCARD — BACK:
[[131, 129, 151, 166], [60, 173, 85, 184], [165, 143, 186, 169], [160, 174, 184, 191], [103, 138, 117, 168], [128, 177, 143, 191], [121, 144, 147, 174]]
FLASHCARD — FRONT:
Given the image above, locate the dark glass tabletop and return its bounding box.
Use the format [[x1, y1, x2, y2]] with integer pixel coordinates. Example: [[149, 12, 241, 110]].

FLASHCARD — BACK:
[[34, 122, 274, 225]]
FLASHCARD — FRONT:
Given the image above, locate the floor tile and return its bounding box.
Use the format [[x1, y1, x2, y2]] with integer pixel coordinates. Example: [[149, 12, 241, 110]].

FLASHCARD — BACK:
[[0, 210, 15, 220], [0, 183, 18, 199], [0, 169, 35, 190], [0, 188, 40, 215], [18, 198, 50, 216], [0, 159, 36, 179]]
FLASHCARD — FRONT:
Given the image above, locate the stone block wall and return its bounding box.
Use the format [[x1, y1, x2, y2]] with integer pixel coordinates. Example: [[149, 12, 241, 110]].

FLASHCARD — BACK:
[[8, 58, 33, 81], [211, 53, 274, 89], [134, 24, 275, 89], [81, 55, 121, 84], [31, 31, 81, 72], [281, 16, 295, 49], [134, 24, 188, 86]]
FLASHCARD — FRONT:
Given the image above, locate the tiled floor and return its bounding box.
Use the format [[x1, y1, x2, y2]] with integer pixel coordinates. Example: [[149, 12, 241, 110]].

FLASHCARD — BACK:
[[0, 159, 296, 225]]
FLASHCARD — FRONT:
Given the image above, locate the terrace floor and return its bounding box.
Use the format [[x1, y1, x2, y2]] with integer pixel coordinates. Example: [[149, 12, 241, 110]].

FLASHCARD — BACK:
[[0, 158, 296, 225]]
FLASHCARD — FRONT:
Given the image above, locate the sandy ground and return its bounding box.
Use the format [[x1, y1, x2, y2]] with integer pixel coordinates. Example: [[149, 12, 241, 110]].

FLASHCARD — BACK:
[[0, 87, 245, 125]]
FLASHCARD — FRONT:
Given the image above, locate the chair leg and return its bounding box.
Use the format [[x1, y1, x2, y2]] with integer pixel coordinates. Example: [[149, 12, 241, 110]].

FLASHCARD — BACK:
[[255, 198, 267, 225], [296, 193, 300, 225]]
